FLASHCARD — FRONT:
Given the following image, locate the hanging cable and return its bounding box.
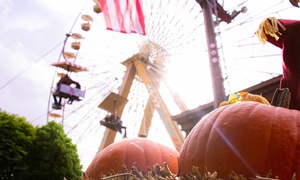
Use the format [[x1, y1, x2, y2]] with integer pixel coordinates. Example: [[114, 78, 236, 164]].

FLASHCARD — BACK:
[[0, 41, 64, 91]]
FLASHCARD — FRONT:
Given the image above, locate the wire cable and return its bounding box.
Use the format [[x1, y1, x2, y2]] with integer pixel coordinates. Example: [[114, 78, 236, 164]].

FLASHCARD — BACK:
[[0, 40, 64, 91]]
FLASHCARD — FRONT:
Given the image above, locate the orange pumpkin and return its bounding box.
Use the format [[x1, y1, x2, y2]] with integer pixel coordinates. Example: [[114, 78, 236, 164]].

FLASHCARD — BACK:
[[179, 101, 300, 179], [85, 137, 179, 178]]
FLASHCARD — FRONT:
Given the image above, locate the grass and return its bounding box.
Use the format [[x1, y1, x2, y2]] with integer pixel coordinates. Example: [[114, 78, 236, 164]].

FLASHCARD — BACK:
[[81, 163, 297, 180]]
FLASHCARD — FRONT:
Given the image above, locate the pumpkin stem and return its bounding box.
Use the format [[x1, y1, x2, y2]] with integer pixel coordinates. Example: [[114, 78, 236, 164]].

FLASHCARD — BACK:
[[270, 88, 291, 108]]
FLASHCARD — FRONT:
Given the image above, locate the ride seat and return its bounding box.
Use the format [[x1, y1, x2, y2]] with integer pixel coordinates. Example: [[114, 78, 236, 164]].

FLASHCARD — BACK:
[[54, 84, 86, 100]]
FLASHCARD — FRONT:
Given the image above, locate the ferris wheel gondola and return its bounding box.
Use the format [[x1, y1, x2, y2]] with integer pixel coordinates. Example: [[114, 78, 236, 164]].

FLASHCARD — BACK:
[[99, 92, 128, 138], [48, 14, 91, 114], [50, 42, 88, 110]]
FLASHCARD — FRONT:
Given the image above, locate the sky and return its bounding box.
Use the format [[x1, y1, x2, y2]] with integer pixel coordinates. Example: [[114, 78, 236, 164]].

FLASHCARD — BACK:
[[1, 0, 300, 171]]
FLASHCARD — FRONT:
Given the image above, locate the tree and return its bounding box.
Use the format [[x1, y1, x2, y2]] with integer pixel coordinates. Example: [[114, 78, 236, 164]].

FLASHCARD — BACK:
[[0, 110, 36, 179], [23, 121, 83, 180], [0, 110, 83, 179]]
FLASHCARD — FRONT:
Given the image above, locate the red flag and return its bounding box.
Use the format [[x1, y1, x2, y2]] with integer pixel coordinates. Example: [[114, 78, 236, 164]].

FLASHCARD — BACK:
[[99, 0, 146, 35]]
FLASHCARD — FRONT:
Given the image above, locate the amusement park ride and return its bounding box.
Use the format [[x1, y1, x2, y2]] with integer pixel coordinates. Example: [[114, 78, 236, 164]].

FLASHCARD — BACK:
[[97, 53, 187, 152], [47, 0, 260, 153], [47, 0, 248, 153]]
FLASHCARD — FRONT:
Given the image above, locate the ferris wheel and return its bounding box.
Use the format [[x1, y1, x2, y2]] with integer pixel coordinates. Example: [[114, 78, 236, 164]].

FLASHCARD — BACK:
[[46, 0, 300, 169]]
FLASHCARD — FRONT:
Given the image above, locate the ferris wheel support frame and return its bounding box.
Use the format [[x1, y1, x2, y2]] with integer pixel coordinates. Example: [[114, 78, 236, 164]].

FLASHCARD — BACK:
[[131, 54, 184, 151], [98, 61, 137, 152], [98, 54, 185, 152], [98, 0, 237, 154], [138, 96, 155, 137]]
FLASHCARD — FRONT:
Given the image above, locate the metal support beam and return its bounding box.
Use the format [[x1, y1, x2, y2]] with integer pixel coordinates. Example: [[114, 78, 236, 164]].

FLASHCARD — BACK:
[[197, 0, 226, 108]]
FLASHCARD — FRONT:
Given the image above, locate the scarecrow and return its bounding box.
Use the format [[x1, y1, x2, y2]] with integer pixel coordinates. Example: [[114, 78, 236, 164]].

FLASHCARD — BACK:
[[256, 17, 300, 110]]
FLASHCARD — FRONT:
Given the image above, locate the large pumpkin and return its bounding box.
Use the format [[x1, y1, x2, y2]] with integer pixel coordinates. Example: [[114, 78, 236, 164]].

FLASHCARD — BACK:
[[179, 101, 300, 179], [85, 137, 179, 179]]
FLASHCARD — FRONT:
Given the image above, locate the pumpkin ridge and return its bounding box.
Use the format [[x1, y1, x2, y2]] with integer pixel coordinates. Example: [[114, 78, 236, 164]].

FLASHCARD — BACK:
[[145, 139, 158, 167], [178, 126, 191, 171], [178, 107, 222, 173], [141, 139, 149, 169], [144, 140, 151, 168], [204, 105, 229, 170], [178, 111, 194, 171], [247, 102, 262, 121], [216, 103, 260, 176], [157, 141, 166, 168], [208, 102, 270, 176], [292, 110, 300, 176], [127, 138, 147, 170], [125, 140, 132, 171], [252, 103, 283, 176], [263, 104, 276, 176]]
